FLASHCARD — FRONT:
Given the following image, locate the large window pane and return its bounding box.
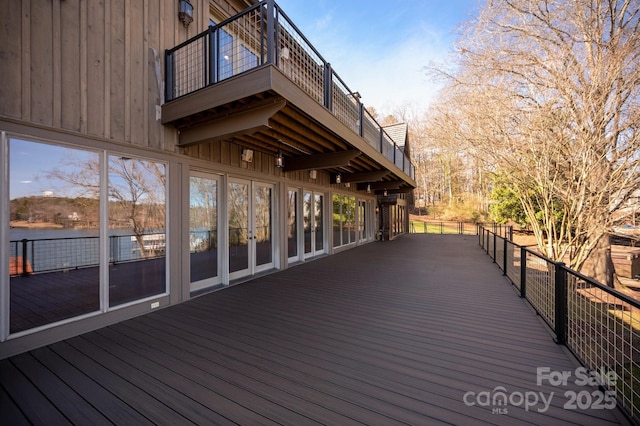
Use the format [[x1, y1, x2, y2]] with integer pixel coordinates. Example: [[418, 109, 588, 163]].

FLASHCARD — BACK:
[[228, 181, 249, 273], [287, 190, 297, 258], [332, 194, 341, 248], [255, 185, 272, 266], [108, 156, 166, 307], [9, 139, 100, 333], [190, 175, 218, 284]]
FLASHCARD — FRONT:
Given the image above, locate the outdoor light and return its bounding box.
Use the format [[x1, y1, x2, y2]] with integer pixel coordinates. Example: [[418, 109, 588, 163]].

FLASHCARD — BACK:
[[275, 149, 284, 168], [336, 173, 342, 184], [366, 184, 371, 193], [178, 0, 193, 27], [241, 148, 253, 163], [383, 189, 388, 196]]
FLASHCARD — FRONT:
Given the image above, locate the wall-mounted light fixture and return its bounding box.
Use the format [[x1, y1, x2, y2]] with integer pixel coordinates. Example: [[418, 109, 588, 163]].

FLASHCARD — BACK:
[[275, 149, 284, 168], [366, 184, 371, 193], [309, 170, 317, 179], [335, 173, 342, 184], [383, 189, 388, 196], [178, 0, 193, 28], [241, 148, 254, 163]]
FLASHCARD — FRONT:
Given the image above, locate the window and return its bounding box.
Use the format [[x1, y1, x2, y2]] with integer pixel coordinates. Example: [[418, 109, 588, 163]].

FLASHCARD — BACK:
[[108, 156, 166, 307], [8, 139, 100, 333], [5, 137, 168, 335]]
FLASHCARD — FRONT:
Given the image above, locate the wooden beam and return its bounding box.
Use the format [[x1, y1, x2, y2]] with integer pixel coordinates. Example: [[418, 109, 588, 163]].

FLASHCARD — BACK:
[[357, 181, 403, 191], [339, 170, 390, 183], [177, 99, 286, 146], [283, 150, 361, 172]]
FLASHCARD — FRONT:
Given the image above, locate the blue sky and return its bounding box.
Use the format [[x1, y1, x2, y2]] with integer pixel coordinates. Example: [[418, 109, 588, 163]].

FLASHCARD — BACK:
[[274, 0, 482, 117]]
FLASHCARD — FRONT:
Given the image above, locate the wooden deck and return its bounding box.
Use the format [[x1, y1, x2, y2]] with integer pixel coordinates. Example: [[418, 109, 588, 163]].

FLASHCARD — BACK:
[[0, 235, 629, 425]]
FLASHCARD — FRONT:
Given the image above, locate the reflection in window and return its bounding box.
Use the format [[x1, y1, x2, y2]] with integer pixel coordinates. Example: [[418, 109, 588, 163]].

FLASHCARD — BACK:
[[240, 45, 258, 72], [287, 190, 297, 259], [108, 156, 166, 307], [332, 194, 341, 248], [190, 176, 218, 284], [219, 29, 234, 80], [255, 186, 272, 266], [8, 139, 100, 333], [332, 194, 356, 248], [228, 182, 249, 273]]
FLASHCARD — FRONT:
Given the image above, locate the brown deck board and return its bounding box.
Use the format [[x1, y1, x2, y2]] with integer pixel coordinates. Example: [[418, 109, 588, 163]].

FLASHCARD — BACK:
[[0, 234, 629, 425]]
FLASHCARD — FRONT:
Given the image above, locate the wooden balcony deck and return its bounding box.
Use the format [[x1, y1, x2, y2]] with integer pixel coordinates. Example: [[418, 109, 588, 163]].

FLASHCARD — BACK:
[[0, 235, 629, 425]]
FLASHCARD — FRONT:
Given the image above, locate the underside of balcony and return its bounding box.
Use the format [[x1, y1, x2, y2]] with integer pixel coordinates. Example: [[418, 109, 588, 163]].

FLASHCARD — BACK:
[[162, 65, 414, 193]]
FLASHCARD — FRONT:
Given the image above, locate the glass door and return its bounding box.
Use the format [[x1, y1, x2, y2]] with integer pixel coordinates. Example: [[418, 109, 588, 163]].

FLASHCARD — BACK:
[[303, 191, 325, 259], [287, 189, 299, 262], [189, 172, 220, 292], [228, 179, 274, 280]]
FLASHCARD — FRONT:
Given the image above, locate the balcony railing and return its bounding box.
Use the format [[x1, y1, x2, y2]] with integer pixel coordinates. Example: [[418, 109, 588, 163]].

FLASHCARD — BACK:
[[164, 0, 415, 181], [480, 226, 640, 422]]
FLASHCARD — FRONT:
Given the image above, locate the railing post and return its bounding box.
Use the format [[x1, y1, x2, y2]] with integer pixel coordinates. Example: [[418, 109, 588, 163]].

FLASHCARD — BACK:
[[21, 239, 29, 277], [165, 50, 174, 102], [208, 28, 216, 85], [324, 62, 333, 110], [492, 232, 496, 262], [358, 103, 364, 137], [266, 0, 275, 65], [502, 237, 508, 275], [554, 262, 568, 345], [520, 246, 527, 298]]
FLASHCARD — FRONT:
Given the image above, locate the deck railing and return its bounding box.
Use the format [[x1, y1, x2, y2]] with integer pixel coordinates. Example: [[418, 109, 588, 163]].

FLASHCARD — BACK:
[[164, 0, 415, 181], [480, 226, 640, 423], [9, 232, 169, 276]]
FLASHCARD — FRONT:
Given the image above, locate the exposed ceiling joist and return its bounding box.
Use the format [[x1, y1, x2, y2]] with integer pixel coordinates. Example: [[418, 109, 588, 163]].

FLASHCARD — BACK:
[[283, 149, 361, 172], [177, 99, 286, 146], [357, 181, 403, 191], [338, 170, 390, 184]]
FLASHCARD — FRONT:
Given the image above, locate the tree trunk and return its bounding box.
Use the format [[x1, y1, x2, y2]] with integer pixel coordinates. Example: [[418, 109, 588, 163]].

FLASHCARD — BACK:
[[580, 234, 616, 288]]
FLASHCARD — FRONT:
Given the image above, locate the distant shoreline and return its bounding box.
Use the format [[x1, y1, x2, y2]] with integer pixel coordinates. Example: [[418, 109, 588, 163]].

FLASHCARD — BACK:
[[9, 221, 64, 229]]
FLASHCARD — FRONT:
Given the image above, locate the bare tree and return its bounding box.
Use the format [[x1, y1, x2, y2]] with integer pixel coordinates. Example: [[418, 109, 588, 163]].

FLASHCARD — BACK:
[[428, 0, 640, 286]]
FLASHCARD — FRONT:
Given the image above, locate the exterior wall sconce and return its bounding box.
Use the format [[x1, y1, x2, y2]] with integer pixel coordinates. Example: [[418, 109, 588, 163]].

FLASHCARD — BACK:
[[178, 0, 193, 28], [366, 184, 371, 193], [309, 170, 317, 179], [335, 173, 342, 184], [241, 148, 253, 163], [383, 189, 388, 196], [275, 149, 284, 168]]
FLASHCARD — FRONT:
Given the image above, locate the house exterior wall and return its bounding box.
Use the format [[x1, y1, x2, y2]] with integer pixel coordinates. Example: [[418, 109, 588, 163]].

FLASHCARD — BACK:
[[0, 0, 397, 359]]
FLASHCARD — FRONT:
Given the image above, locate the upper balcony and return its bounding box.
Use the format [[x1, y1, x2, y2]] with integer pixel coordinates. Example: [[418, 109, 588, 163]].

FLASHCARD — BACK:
[[162, 0, 415, 192]]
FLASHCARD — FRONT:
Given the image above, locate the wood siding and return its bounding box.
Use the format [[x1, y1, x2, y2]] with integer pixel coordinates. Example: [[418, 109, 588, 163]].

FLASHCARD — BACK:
[[0, 0, 254, 151]]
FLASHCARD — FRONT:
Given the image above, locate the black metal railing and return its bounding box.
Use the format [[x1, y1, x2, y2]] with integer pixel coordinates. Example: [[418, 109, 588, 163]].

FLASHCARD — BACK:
[[479, 226, 640, 423], [9, 232, 168, 276], [164, 0, 415, 181]]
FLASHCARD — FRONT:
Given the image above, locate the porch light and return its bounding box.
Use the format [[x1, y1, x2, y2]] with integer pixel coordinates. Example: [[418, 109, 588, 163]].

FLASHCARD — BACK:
[[275, 149, 284, 168], [367, 184, 371, 193], [178, 0, 193, 28], [336, 173, 342, 184], [241, 149, 253, 163], [383, 189, 388, 196]]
